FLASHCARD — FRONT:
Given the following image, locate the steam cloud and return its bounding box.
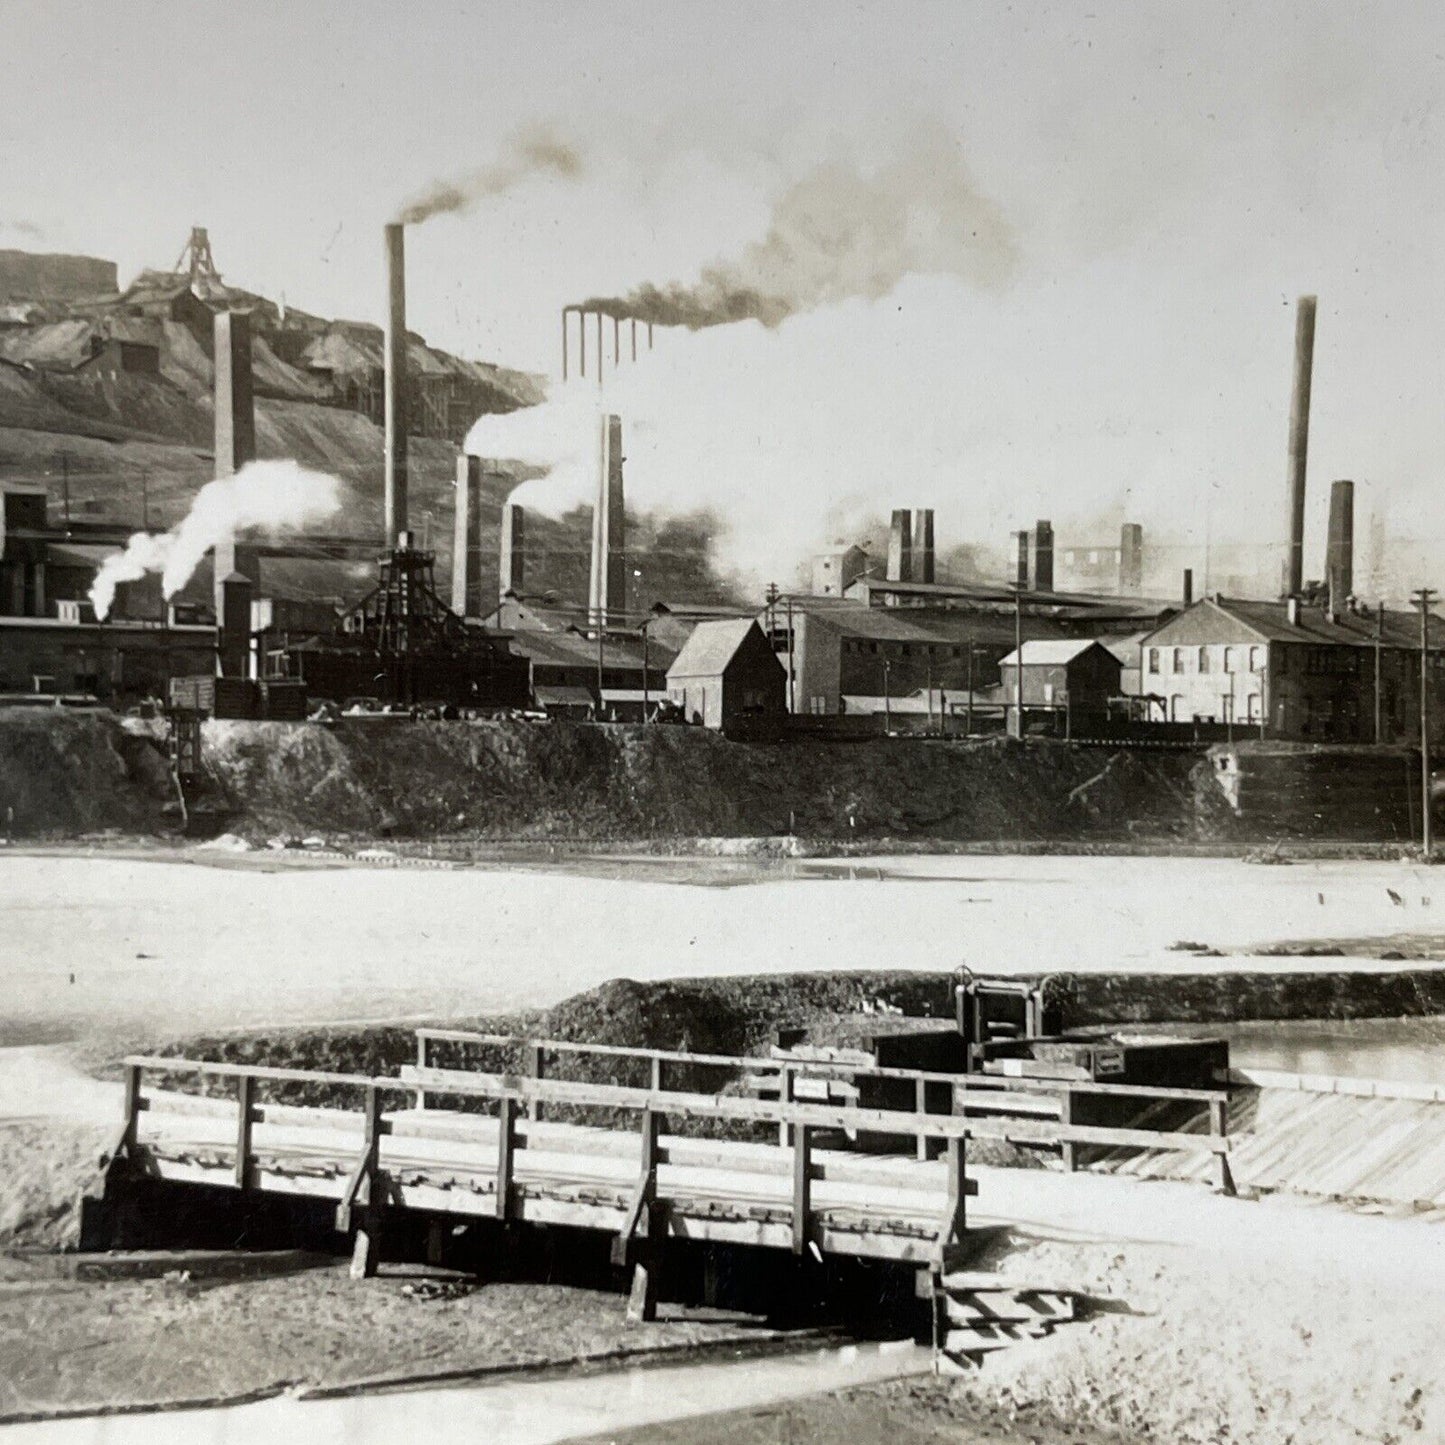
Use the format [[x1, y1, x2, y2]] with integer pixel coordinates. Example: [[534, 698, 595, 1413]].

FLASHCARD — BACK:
[[396, 123, 584, 226], [575, 126, 1017, 329], [89, 460, 341, 620]]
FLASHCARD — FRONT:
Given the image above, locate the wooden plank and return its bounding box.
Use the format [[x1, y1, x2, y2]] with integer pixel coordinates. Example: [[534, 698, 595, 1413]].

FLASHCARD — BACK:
[[611, 1110, 661, 1266]]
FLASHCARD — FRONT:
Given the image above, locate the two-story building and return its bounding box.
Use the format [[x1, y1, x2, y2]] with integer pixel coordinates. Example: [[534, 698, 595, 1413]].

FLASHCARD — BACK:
[[1136, 596, 1445, 742]]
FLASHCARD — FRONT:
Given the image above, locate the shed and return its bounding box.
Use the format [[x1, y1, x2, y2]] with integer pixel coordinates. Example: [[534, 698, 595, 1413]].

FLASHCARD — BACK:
[[666, 619, 785, 731], [997, 639, 1123, 728]]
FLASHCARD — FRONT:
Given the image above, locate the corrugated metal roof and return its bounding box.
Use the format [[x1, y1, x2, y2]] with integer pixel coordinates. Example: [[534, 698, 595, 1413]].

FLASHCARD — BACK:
[[667, 617, 758, 677]]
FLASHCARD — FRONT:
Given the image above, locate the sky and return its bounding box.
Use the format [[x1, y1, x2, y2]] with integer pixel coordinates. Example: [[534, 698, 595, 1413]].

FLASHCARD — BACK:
[[3, 1, 1444, 595]]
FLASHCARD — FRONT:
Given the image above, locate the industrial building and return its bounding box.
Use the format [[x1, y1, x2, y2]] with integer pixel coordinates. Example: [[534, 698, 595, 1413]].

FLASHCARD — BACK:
[[998, 640, 1124, 736], [666, 619, 786, 731]]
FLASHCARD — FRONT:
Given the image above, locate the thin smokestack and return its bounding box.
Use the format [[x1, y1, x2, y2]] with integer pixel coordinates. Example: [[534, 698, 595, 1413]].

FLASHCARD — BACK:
[[384, 223, 409, 545], [1327, 478, 1354, 618], [589, 414, 625, 626], [910, 508, 935, 584], [1032, 519, 1054, 593], [887, 509, 913, 583], [452, 453, 483, 617], [500, 501, 525, 599], [1284, 294, 1317, 598], [1014, 530, 1029, 590], [1182, 568, 1194, 606], [1119, 523, 1143, 595], [212, 310, 258, 620]]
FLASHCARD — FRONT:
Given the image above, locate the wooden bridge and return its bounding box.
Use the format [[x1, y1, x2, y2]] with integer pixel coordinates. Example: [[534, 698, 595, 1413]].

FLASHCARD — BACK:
[[93, 1030, 1232, 1322]]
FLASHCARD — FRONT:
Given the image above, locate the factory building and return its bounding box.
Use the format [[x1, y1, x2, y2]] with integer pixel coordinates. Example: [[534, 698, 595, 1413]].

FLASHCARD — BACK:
[[666, 619, 786, 731], [998, 640, 1123, 735], [1135, 596, 1445, 741]]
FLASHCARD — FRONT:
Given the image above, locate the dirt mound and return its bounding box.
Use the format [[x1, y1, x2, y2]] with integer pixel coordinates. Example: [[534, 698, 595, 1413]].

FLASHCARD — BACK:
[[197, 719, 1201, 844], [0, 710, 174, 837]]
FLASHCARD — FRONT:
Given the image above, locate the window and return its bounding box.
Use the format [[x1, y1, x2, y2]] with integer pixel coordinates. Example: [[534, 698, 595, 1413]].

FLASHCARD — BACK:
[[1224, 647, 1237, 674], [1247, 693, 1261, 721], [1148, 648, 1160, 674], [1198, 647, 1211, 674], [1171, 694, 1185, 721], [1249, 645, 1264, 673], [1172, 647, 1185, 673]]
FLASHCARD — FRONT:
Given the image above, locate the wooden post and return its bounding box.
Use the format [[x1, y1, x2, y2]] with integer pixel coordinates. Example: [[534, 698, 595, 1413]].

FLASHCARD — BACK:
[[528, 1044, 545, 1123], [1060, 1089, 1078, 1173], [778, 1066, 793, 1147], [234, 1074, 255, 1189], [650, 1055, 663, 1093], [349, 1086, 385, 1280], [1210, 1097, 1236, 1196], [414, 1033, 428, 1110], [624, 1109, 664, 1323], [792, 1123, 813, 1254], [915, 1076, 929, 1161], [946, 1136, 967, 1240], [495, 1095, 517, 1221], [121, 1063, 142, 1157]]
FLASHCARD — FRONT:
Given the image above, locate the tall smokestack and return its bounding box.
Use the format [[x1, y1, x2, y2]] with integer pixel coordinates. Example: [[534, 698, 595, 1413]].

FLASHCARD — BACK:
[[1014, 530, 1030, 590], [887, 510, 912, 583], [910, 509, 935, 583], [1032, 519, 1054, 593], [1326, 478, 1354, 619], [1119, 523, 1143, 595], [1283, 294, 1317, 598], [1182, 568, 1194, 606], [500, 500, 525, 599], [452, 453, 483, 617], [588, 414, 625, 625], [383, 223, 409, 546], [212, 310, 259, 621], [217, 571, 253, 681]]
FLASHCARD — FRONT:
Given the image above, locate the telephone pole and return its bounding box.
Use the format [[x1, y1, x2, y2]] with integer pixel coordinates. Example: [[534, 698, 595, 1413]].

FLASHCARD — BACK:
[[1412, 587, 1438, 859]]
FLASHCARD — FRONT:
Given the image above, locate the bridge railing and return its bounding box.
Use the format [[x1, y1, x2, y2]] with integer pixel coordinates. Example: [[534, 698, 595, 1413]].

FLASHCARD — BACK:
[[413, 1027, 1235, 1193]]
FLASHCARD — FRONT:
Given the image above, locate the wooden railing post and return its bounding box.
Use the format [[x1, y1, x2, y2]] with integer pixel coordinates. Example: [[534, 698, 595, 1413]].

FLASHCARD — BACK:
[[415, 1033, 428, 1111], [623, 1108, 664, 1323], [348, 1085, 386, 1280], [650, 1055, 663, 1093], [528, 1044, 545, 1123], [933, 1135, 967, 1270], [915, 1076, 929, 1161], [121, 1063, 142, 1157], [234, 1074, 255, 1189], [1060, 1089, 1078, 1172], [778, 1067, 793, 1147], [792, 1123, 813, 1255], [1210, 1096, 1236, 1196], [496, 1095, 517, 1220]]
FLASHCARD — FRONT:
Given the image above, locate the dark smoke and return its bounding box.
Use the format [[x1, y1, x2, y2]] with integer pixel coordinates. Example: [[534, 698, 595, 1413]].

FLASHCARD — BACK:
[[397, 123, 584, 226], [576, 125, 1017, 329]]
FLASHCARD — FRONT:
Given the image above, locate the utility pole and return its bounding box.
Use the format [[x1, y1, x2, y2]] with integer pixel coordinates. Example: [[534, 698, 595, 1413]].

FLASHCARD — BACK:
[[882, 659, 891, 734], [596, 622, 605, 719], [1413, 588, 1437, 859], [61, 453, 70, 528], [640, 617, 651, 722], [1012, 585, 1024, 738], [965, 643, 975, 736], [785, 595, 795, 715], [1374, 602, 1384, 745]]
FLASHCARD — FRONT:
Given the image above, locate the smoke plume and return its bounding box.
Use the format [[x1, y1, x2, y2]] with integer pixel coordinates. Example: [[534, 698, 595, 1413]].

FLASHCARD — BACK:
[[89, 460, 341, 620], [396, 123, 584, 226], [575, 125, 1016, 329]]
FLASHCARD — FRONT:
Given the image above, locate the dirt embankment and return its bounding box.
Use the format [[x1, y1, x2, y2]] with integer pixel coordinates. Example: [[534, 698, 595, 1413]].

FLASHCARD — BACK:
[[0, 709, 1204, 843]]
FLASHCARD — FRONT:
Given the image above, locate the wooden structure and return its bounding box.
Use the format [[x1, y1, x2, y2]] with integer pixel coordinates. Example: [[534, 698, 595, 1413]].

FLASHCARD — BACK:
[[91, 1033, 1234, 1324]]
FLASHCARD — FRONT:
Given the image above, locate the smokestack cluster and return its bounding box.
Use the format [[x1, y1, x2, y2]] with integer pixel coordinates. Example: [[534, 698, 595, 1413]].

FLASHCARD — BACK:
[[1327, 478, 1354, 620], [383, 223, 408, 547], [588, 414, 625, 626], [885, 508, 935, 584], [1032, 519, 1054, 593], [563, 308, 653, 383], [1283, 294, 1317, 598]]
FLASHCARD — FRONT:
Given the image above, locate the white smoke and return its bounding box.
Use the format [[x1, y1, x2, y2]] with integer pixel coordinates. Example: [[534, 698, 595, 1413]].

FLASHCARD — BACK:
[[89, 460, 341, 620]]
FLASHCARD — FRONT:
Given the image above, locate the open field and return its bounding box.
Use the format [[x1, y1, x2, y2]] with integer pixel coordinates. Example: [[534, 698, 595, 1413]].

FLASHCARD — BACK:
[[5, 849, 1445, 1046]]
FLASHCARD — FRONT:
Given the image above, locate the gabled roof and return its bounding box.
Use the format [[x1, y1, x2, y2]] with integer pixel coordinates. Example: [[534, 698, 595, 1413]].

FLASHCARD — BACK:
[[1143, 596, 1445, 650], [667, 618, 760, 678], [998, 639, 1118, 667]]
